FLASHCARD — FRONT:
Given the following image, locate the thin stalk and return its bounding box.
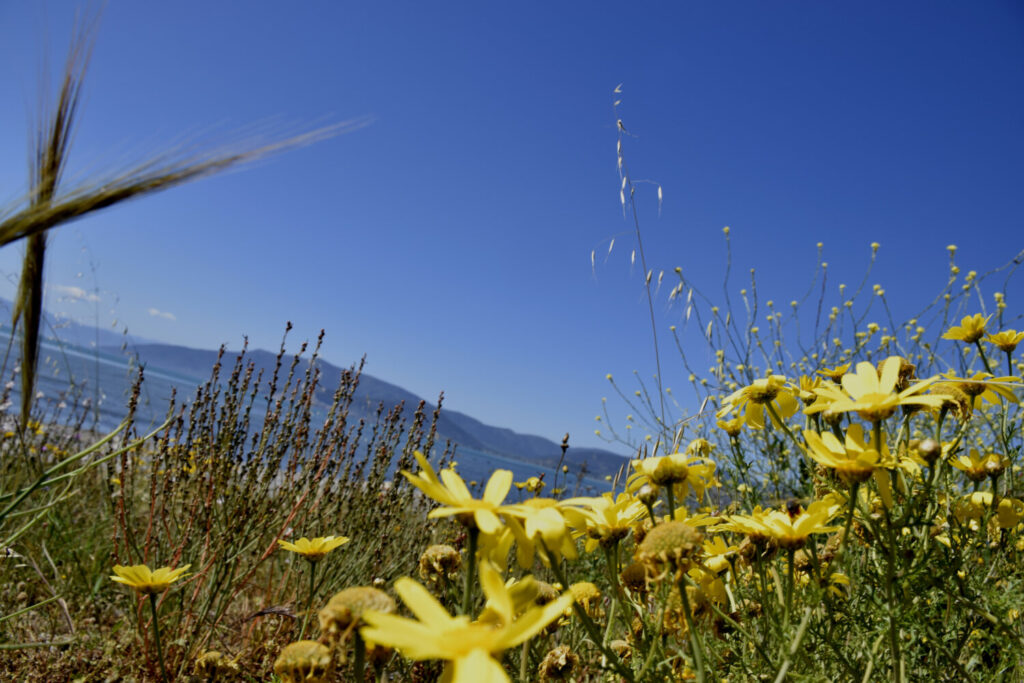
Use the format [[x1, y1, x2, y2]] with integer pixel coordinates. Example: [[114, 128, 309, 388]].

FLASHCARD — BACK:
[[783, 548, 795, 632], [298, 561, 317, 640], [766, 402, 802, 452], [974, 340, 992, 374], [882, 509, 903, 683], [353, 631, 367, 682], [620, 138, 668, 443], [539, 543, 635, 682], [677, 577, 706, 683], [461, 527, 479, 616], [833, 482, 860, 572], [665, 485, 677, 521], [148, 593, 169, 683], [773, 608, 813, 683]]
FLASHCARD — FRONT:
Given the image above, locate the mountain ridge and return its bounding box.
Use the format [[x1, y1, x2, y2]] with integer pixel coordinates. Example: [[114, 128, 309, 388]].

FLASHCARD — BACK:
[[114, 341, 629, 478], [0, 296, 629, 477]]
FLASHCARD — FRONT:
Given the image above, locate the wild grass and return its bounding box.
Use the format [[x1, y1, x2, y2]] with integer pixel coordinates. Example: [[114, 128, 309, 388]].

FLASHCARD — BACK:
[[1, 332, 454, 680]]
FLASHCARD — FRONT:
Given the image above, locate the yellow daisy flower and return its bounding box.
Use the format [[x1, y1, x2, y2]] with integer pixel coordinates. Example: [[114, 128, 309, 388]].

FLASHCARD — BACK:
[[805, 356, 944, 422], [360, 563, 572, 683], [628, 452, 717, 500], [717, 375, 799, 429], [796, 375, 823, 405], [932, 371, 1020, 413], [986, 329, 1024, 353], [501, 497, 578, 568], [720, 499, 841, 550], [950, 449, 1007, 482], [942, 314, 991, 343], [560, 491, 646, 552], [402, 451, 512, 534], [816, 363, 851, 381], [803, 425, 880, 486], [716, 415, 744, 437], [110, 563, 191, 595], [277, 535, 350, 562], [700, 536, 739, 575]]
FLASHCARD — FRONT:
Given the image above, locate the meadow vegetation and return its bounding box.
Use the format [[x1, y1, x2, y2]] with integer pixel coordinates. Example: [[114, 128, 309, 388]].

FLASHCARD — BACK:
[[2, 231, 1022, 682], [2, 20, 1024, 683]]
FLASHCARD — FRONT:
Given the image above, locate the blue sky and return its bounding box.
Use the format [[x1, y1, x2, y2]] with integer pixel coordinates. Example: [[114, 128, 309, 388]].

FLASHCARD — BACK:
[[0, 2, 1021, 454]]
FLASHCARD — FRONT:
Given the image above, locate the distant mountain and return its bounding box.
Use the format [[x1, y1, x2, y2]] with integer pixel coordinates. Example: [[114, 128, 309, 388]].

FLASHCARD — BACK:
[[0, 297, 155, 350], [0, 298, 629, 479], [115, 342, 629, 479]]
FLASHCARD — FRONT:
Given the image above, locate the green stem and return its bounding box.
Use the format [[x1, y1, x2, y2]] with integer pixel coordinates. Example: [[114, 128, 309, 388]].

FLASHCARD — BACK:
[[643, 500, 658, 525], [765, 402, 802, 452], [665, 485, 677, 521], [677, 577, 706, 683], [353, 631, 366, 682], [783, 548, 795, 633], [974, 340, 992, 374], [149, 593, 169, 683], [539, 543, 635, 682], [882, 510, 903, 683], [461, 527, 479, 616], [840, 483, 859, 559], [603, 541, 624, 600], [602, 541, 624, 646], [299, 560, 317, 640]]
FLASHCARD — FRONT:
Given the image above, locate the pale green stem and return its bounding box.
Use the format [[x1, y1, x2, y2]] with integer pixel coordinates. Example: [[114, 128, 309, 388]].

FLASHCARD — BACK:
[[834, 482, 860, 573], [462, 527, 479, 616], [353, 631, 366, 682], [299, 560, 317, 640], [882, 509, 903, 683], [149, 593, 169, 683], [783, 548, 795, 633], [665, 485, 677, 521], [678, 576, 706, 683], [538, 542, 635, 682], [602, 541, 623, 646], [974, 340, 992, 374], [873, 420, 902, 681], [765, 402, 802, 452]]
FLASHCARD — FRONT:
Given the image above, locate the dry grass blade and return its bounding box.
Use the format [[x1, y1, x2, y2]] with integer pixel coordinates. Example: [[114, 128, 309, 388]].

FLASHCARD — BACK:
[[0, 121, 367, 249], [12, 16, 95, 425], [4, 14, 367, 424]]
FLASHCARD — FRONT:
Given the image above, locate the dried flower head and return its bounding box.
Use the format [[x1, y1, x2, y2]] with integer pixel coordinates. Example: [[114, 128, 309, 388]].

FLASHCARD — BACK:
[[568, 581, 603, 619], [620, 560, 648, 594], [418, 544, 462, 584], [193, 650, 240, 678], [318, 587, 397, 645], [538, 645, 579, 681], [636, 520, 704, 581], [273, 641, 334, 683]]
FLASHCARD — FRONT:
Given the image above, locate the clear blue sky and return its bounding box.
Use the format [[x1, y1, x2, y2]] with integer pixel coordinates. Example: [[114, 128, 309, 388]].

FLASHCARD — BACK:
[[0, 2, 1021, 454]]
